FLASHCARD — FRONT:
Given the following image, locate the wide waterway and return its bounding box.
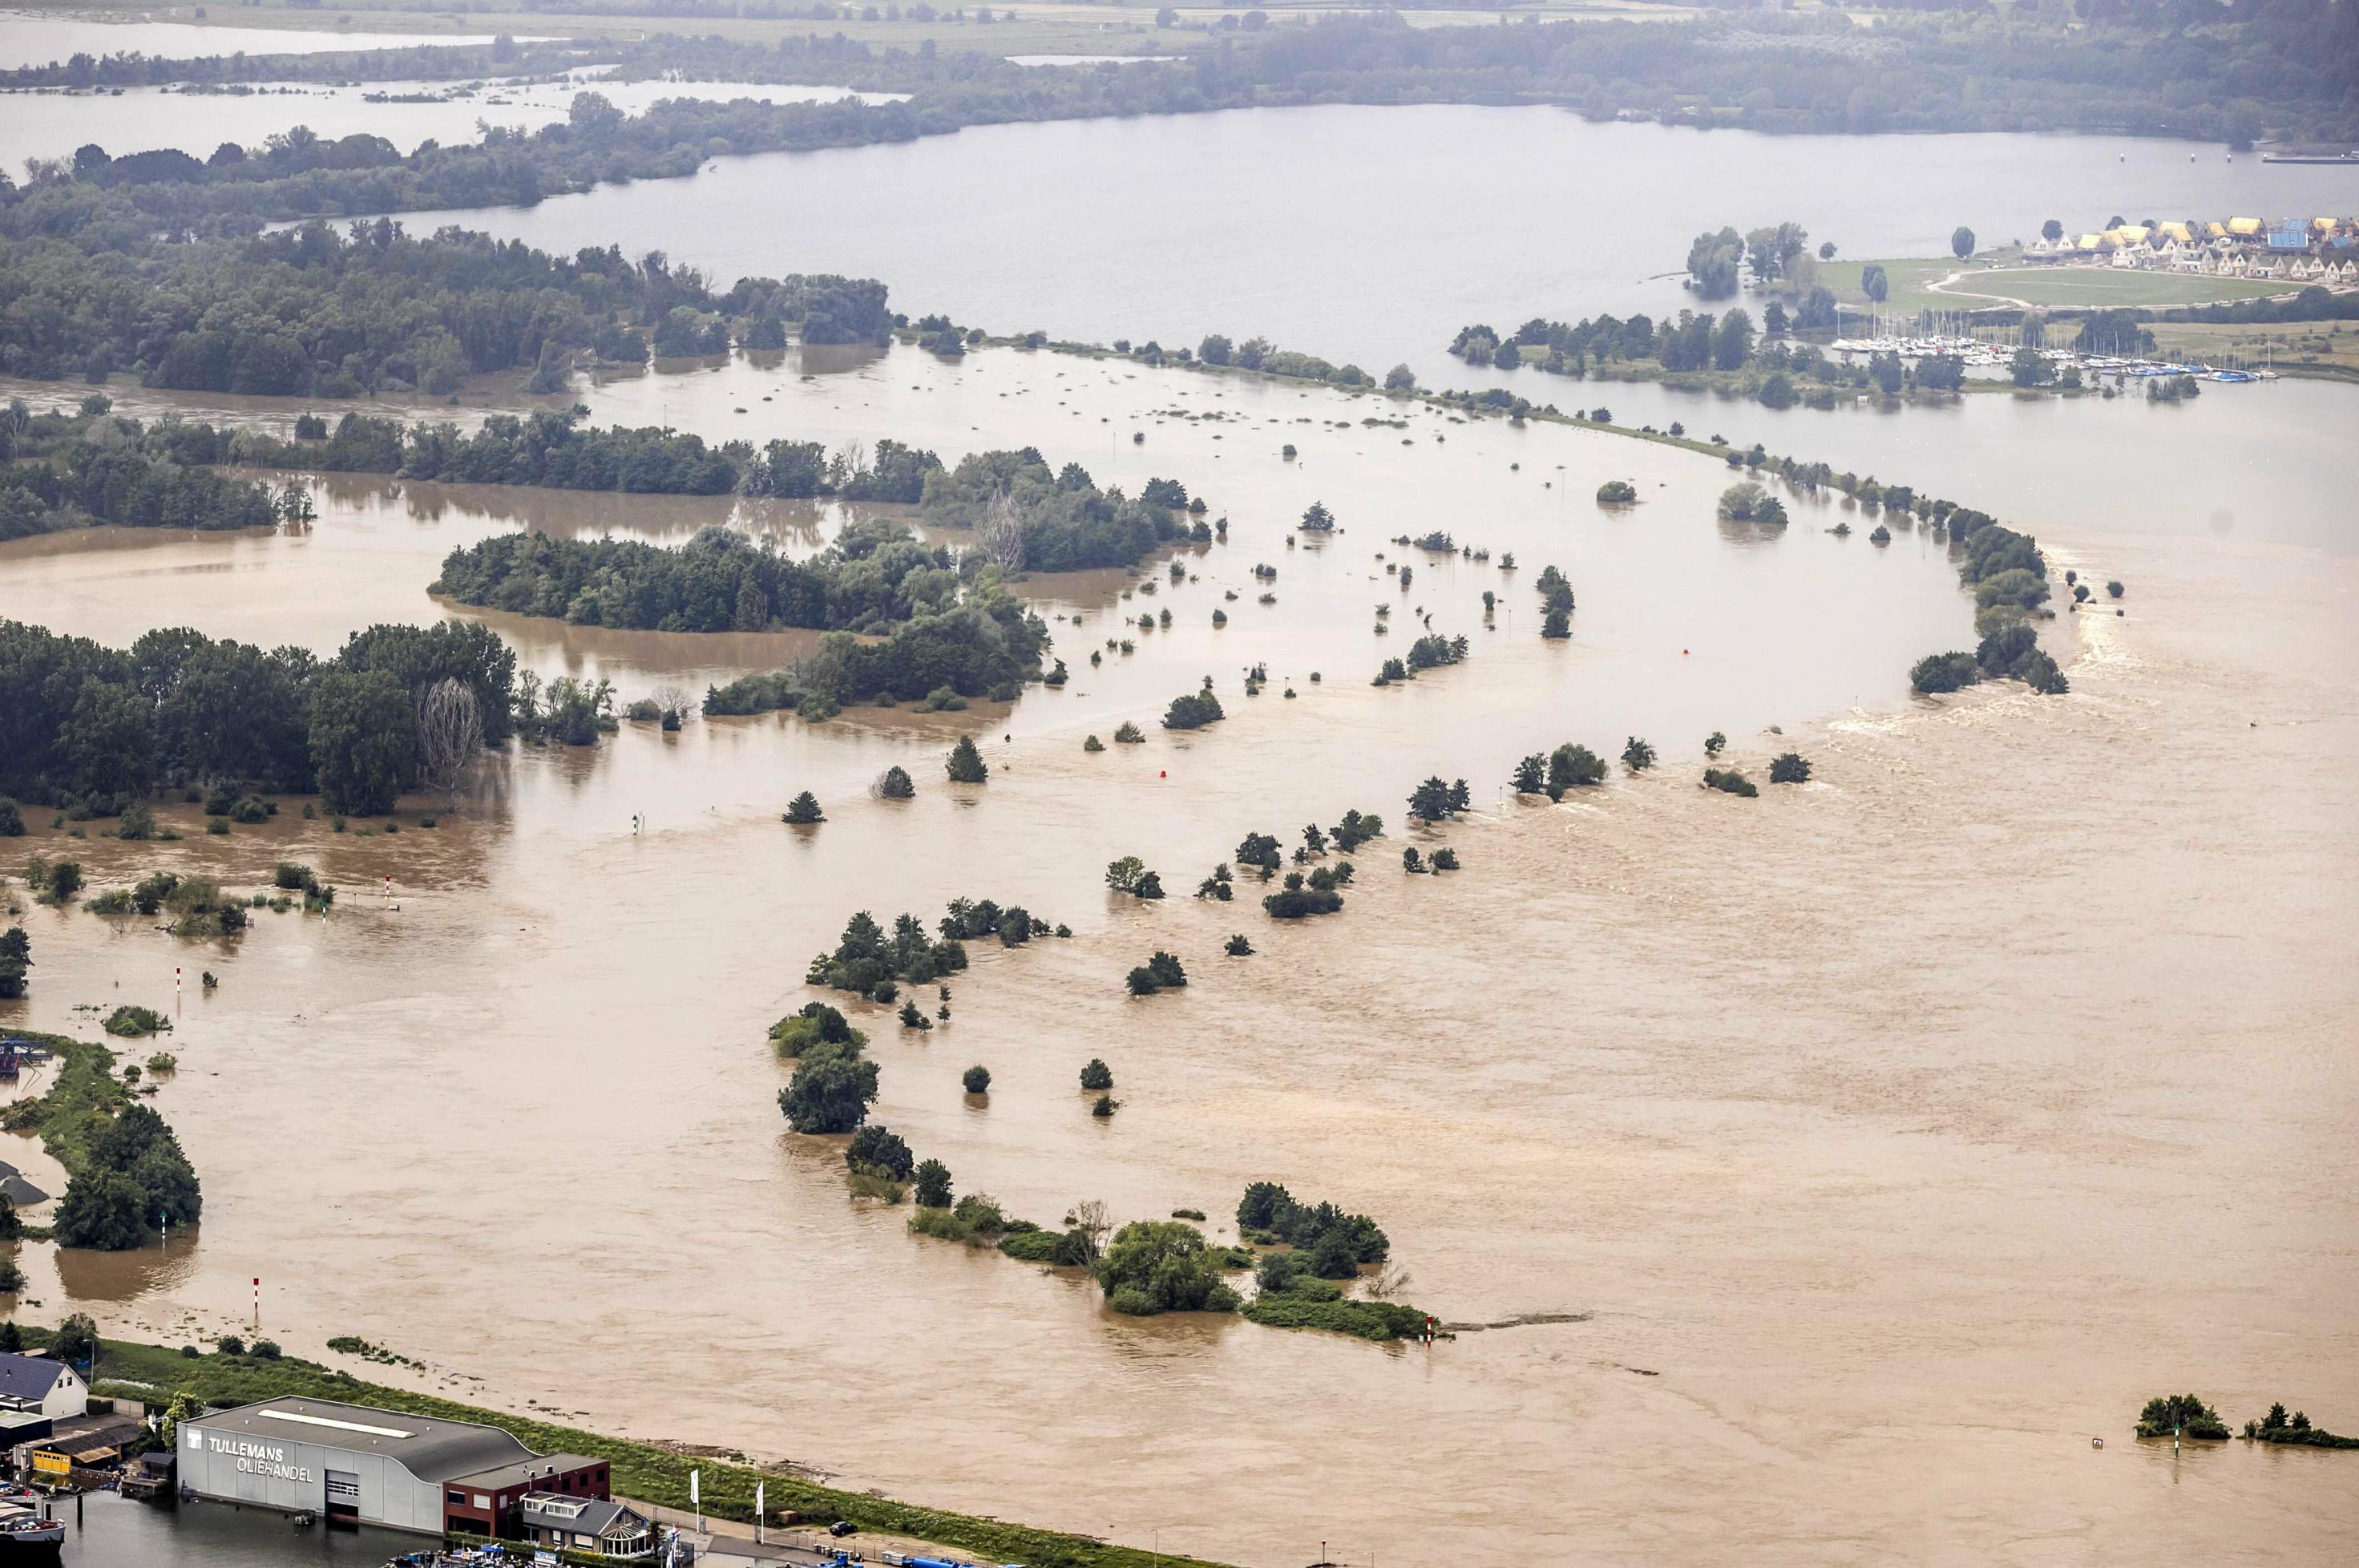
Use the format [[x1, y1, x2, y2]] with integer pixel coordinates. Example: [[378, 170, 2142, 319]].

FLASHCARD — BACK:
[[410, 103, 2359, 385], [1, 341, 2353, 1566], [0, 91, 2353, 1566]]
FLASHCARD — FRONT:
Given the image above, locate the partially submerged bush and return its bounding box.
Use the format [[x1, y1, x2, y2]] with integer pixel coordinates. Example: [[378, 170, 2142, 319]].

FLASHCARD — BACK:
[[944, 734, 988, 783], [1093, 1221, 1241, 1315], [770, 1001, 864, 1059], [103, 1004, 171, 1037], [2136, 1394, 2230, 1441], [1126, 950, 1188, 995], [1910, 651, 1981, 695], [846, 1124, 914, 1181]]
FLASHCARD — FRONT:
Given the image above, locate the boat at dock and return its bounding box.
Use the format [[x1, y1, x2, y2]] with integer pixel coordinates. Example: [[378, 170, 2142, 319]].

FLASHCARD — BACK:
[[0, 1504, 66, 1556]]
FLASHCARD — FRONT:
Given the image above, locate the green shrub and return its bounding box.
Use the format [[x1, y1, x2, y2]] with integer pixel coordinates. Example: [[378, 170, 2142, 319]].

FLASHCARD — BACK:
[[770, 1003, 862, 1058], [1910, 651, 1981, 694], [996, 1229, 1062, 1263], [1239, 1294, 1430, 1341], [102, 1005, 170, 1037], [1093, 1222, 1239, 1315], [777, 1037, 877, 1134], [845, 1125, 914, 1181], [1768, 752, 1812, 785], [963, 1065, 992, 1094], [1703, 767, 1758, 797], [1079, 1058, 1113, 1091], [2136, 1394, 2229, 1440], [945, 735, 988, 783]]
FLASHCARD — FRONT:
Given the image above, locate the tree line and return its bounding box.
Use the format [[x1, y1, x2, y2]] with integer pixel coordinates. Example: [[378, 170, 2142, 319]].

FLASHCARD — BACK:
[[0, 219, 887, 395], [0, 398, 291, 541], [919, 448, 1203, 573], [0, 616, 515, 814], [431, 515, 967, 635]]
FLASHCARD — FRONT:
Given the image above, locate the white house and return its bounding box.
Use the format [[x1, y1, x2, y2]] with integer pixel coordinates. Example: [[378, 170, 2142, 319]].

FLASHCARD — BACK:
[[0, 1354, 88, 1420]]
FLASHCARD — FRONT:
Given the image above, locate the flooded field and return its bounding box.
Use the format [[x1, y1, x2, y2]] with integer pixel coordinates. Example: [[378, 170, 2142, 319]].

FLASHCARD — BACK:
[[0, 11, 540, 70], [0, 74, 891, 165], [2, 340, 2355, 1563]]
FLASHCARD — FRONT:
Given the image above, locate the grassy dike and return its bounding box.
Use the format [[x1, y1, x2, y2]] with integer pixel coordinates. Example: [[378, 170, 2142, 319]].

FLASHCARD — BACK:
[[1, 1028, 131, 1175], [51, 1331, 1232, 1568]]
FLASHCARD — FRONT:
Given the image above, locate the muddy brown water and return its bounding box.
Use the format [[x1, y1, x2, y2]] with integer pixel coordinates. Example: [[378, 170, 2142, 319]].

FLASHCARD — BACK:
[[0, 348, 2354, 1565]]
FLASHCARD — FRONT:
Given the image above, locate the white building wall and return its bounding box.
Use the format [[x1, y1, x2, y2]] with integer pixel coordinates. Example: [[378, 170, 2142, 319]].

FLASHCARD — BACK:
[[179, 1421, 446, 1534]]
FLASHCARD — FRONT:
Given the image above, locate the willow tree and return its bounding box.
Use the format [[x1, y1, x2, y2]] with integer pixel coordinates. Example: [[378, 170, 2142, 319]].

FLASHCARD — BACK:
[[416, 676, 480, 810]]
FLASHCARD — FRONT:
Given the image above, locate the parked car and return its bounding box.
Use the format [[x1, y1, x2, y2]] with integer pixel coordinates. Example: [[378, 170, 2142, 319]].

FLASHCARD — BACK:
[[830, 1520, 861, 1538]]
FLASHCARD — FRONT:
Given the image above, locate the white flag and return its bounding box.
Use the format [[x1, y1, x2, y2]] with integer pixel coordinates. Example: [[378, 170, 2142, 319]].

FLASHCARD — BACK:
[[756, 1480, 765, 1518], [690, 1469, 700, 1507]]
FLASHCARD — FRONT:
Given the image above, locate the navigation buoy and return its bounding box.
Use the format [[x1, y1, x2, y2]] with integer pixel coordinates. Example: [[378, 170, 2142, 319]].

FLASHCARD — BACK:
[[1159, 770, 1166, 778]]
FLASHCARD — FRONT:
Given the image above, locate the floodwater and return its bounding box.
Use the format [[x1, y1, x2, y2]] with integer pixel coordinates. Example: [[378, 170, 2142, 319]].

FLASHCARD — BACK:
[[0, 345, 1973, 721], [0, 13, 547, 71], [2, 338, 2357, 1565], [0, 74, 894, 165], [409, 103, 2359, 381], [55, 1489, 416, 1566]]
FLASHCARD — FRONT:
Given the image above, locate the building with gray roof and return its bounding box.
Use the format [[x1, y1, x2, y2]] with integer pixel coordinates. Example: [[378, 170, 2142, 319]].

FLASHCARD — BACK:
[[179, 1396, 611, 1537]]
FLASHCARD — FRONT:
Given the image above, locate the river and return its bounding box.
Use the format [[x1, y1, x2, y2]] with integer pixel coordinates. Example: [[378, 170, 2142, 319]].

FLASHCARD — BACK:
[[0, 99, 2355, 1568], [410, 103, 2359, 384]]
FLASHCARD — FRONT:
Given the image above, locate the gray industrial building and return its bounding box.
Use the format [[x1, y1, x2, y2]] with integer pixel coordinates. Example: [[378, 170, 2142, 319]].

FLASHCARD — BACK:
[[178, 1396, 609, 1537]]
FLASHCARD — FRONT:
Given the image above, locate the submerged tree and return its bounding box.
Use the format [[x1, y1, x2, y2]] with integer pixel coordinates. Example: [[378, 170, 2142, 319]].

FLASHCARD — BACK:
[[779, 1037, 879, 1134], [783, 790, 826, 825], [0, 927, 28, 1000], [873, 764, 915, 800], [945, 734, 988, 783]]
